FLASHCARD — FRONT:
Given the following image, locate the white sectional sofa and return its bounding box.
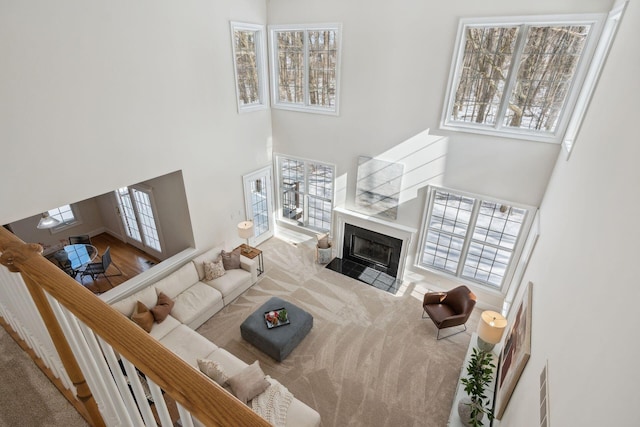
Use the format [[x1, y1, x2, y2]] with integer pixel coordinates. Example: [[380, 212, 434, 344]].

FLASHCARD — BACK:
[[110, 245, 321, 427]]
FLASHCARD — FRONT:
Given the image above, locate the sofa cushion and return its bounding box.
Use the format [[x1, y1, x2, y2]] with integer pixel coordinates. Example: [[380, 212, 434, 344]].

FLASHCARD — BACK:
[[111, 286, 158, 317], [221, 248, 241, 270], [203, 348, 249, 378], [170, 282, 223, 326], [159, 325, 218, 367], [227, 361, 270, 404], [149, 315, 181, 341], [204, 257, 225, 280], [154, 262, 200, 300], [192, 246, 224, 281], [131, 301, 154, 333], [204, 268, 251, 301], [150, 292, 175, 323]]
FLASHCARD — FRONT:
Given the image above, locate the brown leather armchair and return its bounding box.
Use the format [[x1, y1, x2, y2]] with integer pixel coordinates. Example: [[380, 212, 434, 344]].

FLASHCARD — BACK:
[[422, 285, 476, 340]]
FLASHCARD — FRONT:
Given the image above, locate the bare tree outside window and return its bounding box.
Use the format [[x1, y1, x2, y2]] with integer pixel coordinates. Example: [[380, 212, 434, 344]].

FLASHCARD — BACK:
[[230, 22, 267, 112], [270, 24, 341, 114], [444, 16, 601, 142], [277, 31, 305, 104], [234, 30, 259, 105]]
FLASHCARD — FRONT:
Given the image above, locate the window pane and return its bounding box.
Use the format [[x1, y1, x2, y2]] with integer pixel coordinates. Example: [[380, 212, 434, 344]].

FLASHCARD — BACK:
[[308, 30, 338, 107], [462, 242, 510, 288], [308, 196, 332, 232], [308, 163, 333, 199], [504, 25, 590, 132], [279, 156, 334, 232], [276, 31, 305, 104], [251, 177, 269, 236], [429, 191, 474, 237], [234, 29, 260, 106], [421, 230, 464, 274], [48, 204, 75, 224], [452, 26, 519, 125], [472, 202, 526, 249]]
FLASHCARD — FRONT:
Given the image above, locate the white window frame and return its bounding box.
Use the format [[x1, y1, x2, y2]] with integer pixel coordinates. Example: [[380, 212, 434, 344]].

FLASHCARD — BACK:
[[47, 204, 82, 233], [275, 154, 335, 233], [230, 21, 269, 113], [268, 23, 342, 115], [441, 13, 606, 144], [563, 1, 628, 156], [415, 186, 535, 292]]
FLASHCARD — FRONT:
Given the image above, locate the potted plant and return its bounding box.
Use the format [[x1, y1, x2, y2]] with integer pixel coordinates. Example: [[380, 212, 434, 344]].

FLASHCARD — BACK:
[[458, 347, 496, 427]]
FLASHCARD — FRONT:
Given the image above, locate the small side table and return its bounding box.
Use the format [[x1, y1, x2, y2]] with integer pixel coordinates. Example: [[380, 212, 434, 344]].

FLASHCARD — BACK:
[[235, 243, 264, 276]]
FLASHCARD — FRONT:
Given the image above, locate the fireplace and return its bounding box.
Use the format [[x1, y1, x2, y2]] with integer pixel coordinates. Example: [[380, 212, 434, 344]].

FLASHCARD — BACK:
[[343, 224, 402, 277], [327, 209, 416, 295]]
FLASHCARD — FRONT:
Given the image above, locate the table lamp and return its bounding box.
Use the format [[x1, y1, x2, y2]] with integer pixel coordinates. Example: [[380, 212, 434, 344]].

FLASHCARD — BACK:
[[477, 310, 507, 352], [237, 220, 254, 253]]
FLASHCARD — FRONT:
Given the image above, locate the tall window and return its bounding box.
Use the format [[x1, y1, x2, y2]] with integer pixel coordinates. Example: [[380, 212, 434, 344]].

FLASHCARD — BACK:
[[418, 187, 533, 290], [230, 22, 268, 113], [269, 24, 342, 115], [276, 155, 334, 232], [442, 14, 604, 143], [115, 186, 162, 255]]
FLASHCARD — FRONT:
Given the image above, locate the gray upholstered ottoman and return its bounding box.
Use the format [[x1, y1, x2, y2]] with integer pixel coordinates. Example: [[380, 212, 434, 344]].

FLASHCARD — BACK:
[[240, 296, 313, 362]]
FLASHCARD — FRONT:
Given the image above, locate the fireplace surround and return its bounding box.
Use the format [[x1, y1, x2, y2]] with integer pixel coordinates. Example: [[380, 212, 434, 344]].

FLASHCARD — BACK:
[[328, 208, 417, 294]]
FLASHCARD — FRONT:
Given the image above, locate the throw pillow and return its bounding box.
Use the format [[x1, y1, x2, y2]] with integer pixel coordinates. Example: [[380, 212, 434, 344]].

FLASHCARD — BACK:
[[221, 248, 241, 270], [204, 257, 225, 281], [227, 360, 270, 404], [197, 358, 229, 386], [131, 301, 154, 333], [150, 292, 175, 323]]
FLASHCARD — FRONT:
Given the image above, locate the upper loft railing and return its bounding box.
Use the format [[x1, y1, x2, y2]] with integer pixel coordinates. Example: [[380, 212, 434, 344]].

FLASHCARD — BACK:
[[0, 226, 269, 427]]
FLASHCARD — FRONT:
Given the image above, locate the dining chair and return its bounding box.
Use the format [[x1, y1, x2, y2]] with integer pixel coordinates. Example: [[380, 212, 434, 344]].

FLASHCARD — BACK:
[[81, 246, 113, 286], [68, 234, 91, 245]]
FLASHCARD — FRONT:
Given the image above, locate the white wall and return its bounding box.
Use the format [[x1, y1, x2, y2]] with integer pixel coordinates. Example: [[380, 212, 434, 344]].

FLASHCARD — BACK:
[[2, 0, 637, 423], [498, 1, 639, 425], [0, 0, 271, 250], [267, 0, 616, 310], [267, 0, 613, 210]]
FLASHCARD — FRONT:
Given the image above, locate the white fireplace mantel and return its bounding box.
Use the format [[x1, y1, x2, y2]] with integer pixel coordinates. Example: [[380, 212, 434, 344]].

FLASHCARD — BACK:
[[333, 207, 417, 281]]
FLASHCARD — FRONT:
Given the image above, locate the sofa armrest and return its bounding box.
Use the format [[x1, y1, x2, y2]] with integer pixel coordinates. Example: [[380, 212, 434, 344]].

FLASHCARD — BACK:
[[240, 256, 258, 284]]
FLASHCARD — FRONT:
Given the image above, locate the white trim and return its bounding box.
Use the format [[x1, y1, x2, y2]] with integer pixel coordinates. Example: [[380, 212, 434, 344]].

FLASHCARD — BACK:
[[268, 23, 342, 115], [274, 153, 336, 233], [415, 185, 536, 293], [440, 13, 606, 144], [242, 165, 275, 246], [333, 207, 416, 283], [563, 1, 629, 157], [230, 21, 269, 113]]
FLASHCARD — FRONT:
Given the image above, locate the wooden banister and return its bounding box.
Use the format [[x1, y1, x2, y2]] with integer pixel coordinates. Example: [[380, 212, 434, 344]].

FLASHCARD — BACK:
[[0, 227, 269, 427]]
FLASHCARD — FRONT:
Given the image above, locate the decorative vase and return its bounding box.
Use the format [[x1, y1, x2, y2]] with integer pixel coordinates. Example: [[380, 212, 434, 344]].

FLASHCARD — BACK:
[[457, 397, 484, 426], [316, 243, 333, 264]]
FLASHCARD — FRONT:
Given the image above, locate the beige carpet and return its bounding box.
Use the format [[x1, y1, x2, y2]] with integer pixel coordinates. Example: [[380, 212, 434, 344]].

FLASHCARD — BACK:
[[0, 326, 88, 427], [197, 236, 481, 427]]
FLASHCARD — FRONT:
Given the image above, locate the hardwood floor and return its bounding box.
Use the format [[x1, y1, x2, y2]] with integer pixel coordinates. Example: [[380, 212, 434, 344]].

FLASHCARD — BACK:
[[73, 233, 159, 293]]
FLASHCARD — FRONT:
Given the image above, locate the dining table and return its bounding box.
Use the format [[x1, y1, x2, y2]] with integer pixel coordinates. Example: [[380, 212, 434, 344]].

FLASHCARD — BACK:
[[62, 244, 99, 270]]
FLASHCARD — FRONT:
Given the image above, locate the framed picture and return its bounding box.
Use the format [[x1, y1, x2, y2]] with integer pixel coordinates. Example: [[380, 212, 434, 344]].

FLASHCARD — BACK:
[[495, 281, 533, 419]]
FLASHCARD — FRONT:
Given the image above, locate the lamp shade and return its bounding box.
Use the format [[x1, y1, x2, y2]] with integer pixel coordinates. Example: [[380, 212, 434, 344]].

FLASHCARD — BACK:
[[477, 310, 508, 345], [237, 221, 254, 239], [37, 212, 61, 229]]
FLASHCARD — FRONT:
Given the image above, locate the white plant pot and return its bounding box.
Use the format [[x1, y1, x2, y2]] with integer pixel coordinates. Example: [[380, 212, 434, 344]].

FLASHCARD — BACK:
[[457, 396, 484, 426], [316, 243, 333, 264]]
